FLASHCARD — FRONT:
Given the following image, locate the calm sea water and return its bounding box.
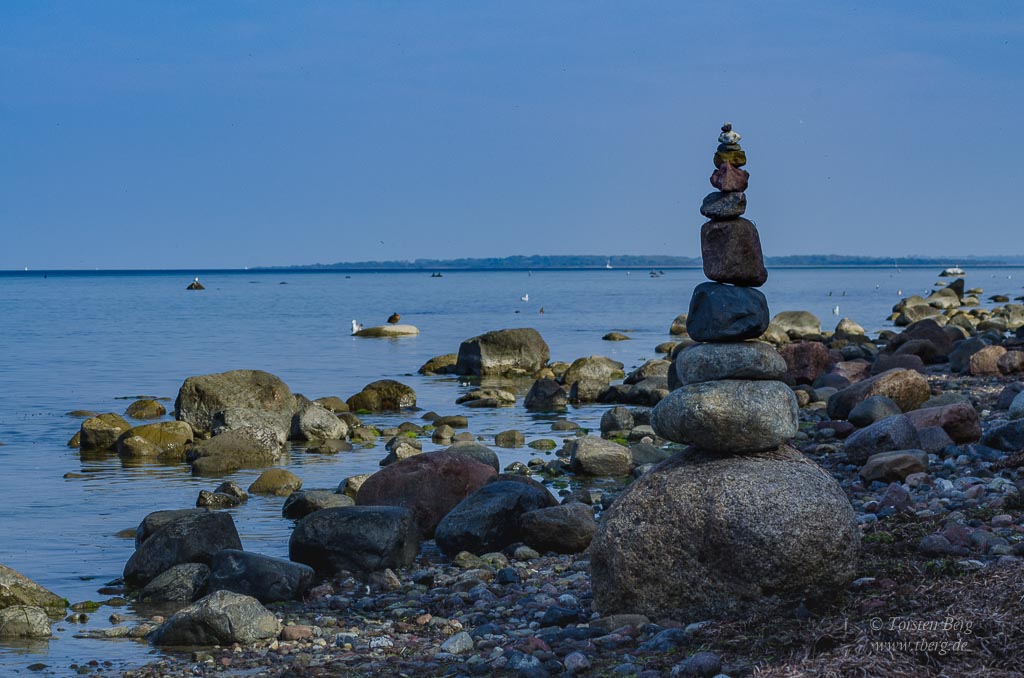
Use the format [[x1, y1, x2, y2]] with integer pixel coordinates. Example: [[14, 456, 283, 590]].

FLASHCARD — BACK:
[[1, 266, 1021, 672]]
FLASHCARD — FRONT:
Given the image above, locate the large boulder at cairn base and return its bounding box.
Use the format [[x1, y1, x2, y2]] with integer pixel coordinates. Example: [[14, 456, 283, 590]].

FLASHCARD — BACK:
[[150, 590, 280, 646], [652, 380, 798, 453], [124, 511, 243, 588], [676, 341, 786, 384], [827, 368, 931, 420], [207, 550, 314, 604], [289, 506, 421, 575], [589, 446, 860, 620], [0, 564, 66, 614], [686, 283, 769, 343], [175, 370, 294, 434], [455, 328, 550, 376], [356, 450, 497, 536], [435, 480, 557, 556], [346, 380, 417, 412]]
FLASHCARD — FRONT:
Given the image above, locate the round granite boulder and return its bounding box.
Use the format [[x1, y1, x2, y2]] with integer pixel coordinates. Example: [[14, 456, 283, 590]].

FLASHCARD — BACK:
[[652, 380, 798, 453], [589, 446, 860, 620]]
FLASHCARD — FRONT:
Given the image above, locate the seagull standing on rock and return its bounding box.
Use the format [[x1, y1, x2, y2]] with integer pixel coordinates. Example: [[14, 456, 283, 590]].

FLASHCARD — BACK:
[[351, 320, 363, 335]]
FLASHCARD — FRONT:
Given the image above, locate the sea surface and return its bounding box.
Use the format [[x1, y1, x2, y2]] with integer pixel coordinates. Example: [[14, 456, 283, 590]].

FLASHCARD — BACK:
[[1, 266, 1021, 673]]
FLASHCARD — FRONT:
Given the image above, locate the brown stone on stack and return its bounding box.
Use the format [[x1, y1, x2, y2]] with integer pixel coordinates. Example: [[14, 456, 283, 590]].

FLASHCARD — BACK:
[[710, 163, 749, 192], [701, 218, 767, 287]]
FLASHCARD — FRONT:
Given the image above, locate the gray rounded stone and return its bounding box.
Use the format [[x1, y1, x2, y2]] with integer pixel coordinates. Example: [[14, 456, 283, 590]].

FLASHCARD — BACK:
[[686, 283, 769, 343], [651, 380, 798, 453], [590, 446, 860, 620], [699, 191, 747, 219], [675, 341, 787, 384]]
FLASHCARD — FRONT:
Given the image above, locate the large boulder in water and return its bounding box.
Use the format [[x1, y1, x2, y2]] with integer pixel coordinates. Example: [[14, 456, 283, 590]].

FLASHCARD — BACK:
[[346, 380, 417, 412], [589, 446, 859, 620], [175, 370, 294, 434], [80, 413, 134, 452], [124, 511, 243, 588], [0, 564, 66, 614], [524, 378, 569, 411], [188, 427, 283, 476], [652, 380, 798, 453], [291, 403, 347, 441], [771, 310, 822, 340], [207, 550, 314, 604], [211, 406, 292, 444], [435, 480, 557, 556], [0, 606, 51, 639], [455, 328, 550, 376], [288, 506, 421, 575], [116, 421, 194, 460], [149, 590, 280, 646], [826, 369, 931, 420], [356, 450, 497, 536]]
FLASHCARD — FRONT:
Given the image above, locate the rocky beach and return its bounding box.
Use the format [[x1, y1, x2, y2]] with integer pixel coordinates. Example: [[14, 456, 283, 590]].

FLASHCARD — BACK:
[[4, 133, 1024, 677]]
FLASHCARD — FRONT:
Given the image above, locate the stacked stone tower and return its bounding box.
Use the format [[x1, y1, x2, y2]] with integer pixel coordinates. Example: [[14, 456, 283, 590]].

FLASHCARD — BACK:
[[588, 124, 860, 621], [652, 123, 797, 452]]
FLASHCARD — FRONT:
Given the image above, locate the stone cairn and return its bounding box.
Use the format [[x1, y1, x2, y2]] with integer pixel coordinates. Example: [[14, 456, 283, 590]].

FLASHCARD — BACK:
[[588, 124, 861, 620]]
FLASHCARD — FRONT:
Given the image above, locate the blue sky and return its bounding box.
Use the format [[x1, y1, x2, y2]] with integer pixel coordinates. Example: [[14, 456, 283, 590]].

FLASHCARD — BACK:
[[2, 1, 1022, 269]]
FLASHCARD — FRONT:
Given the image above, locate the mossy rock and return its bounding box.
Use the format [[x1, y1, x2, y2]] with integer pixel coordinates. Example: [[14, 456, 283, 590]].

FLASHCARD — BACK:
[[528, 439, 557, 451], [248, 469, 302, 496], [80, 413, 133, 452], [713, 149, 747, 168], [125, 399, 167, 420], [0, 564, 67, 615]]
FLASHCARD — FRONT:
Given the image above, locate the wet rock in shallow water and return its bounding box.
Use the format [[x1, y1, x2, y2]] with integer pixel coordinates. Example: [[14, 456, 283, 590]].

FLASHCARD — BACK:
[[827, 368, 931, 420], [135, 509, 210, 547], [0, 564, 66, 614], [80, 413, 133, 452], [289, 506, 421, 575], [282, 489, 353, 519], [456, 387, 515, 408], [600, 406, 635, 434], [455, 328, 551, 377], [313, 396, 348, 412], [149, 590, 280, 646], [676, 341, 786, 384], [125, 399, 166, 420], [196, 490, 240, 509], [524, 378, 569, 411], [859, 449, 928, 483], [435, 481, 557, 556], [347, 380, 417, 412], [565, 436, 633, 476], [495, 430, 525, 448], [207, 550, 314, 604], [356, 450, 497, 536], [519, 502, 596, 554], [291, 404, 347, 441], [700, 218, 767, 287], [188, 426, 283, 476], [248, 469, 302, 496], [444, 441, 500, 471], [175, 369, 294, 435], [652, 380, 798, 453], [686, 283, 769, 343], [124, 511, 242, 588], [117, 421, 194, 459], [418, 353, 458, 375], [699, 191, 746, 220], [843, 415, 921, 465], [0, 606, 50, 639], [590, 446, 859, 620], [210, 406, 291, 444], [137, 563, 210, 604]]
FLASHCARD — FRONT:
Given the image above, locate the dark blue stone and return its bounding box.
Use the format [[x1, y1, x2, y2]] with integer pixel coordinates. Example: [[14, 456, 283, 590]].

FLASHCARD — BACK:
[[686, 282, 769, 342]]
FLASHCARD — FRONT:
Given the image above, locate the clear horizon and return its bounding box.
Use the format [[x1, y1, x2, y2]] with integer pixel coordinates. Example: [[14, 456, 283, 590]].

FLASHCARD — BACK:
[[3, 2, 1022, 269]]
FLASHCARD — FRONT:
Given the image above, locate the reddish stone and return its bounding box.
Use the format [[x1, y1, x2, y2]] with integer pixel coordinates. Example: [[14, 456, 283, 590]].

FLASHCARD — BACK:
[[779, 341, 833, 385], [356, 450, 497, 536], [700, 218, 767, 287], [710, 163, 749, 192], [904, 403, 982, 444], [831, 361, 872, 384], [997, 350, 1024, 375], [967, 345, 1007, 376]]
